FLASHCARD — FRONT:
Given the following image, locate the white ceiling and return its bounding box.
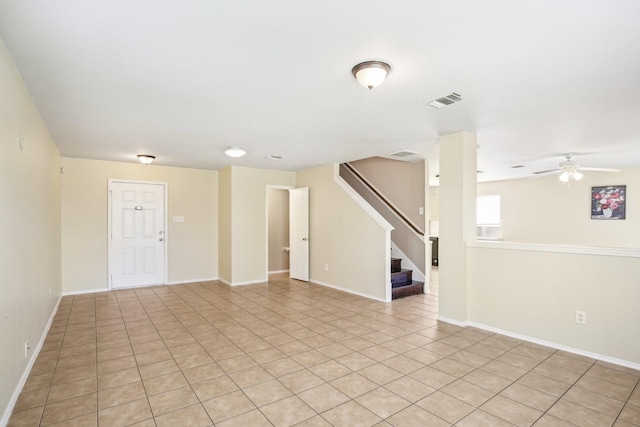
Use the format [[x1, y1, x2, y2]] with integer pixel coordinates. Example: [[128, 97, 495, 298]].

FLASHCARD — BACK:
[[1, 1, 639, 185]]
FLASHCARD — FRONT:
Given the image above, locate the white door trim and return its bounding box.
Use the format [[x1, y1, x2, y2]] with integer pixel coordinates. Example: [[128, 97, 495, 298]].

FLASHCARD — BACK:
[[266, 185, 294, 279], [108, 179, 169, 289]]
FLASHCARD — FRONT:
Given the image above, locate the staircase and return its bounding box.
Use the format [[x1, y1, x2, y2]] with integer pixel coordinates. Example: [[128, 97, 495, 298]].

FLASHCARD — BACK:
[[391, 257, 424, 299]]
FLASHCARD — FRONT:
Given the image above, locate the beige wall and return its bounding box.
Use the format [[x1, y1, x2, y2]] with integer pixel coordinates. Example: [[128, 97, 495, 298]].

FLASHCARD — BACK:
[[297, 164, 388, 301], [432, 169, 640, 246], [223, 166, 295, 284], [477, 170, 640, 247], [468, 245, 640, 364], [429, 186, 440, 221], [341, 163, 426, 275], [61, 158, 218, 292], [267, 188, 290, 272], [469, 171, 640, 365], [0, 41, 62, 422], [218, 167, 232, 282], [432, 165, 640, 364], [349, 157, 426, 229]]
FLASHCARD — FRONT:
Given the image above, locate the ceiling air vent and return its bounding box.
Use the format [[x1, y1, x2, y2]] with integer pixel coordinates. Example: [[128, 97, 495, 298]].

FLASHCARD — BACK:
[[388, 150, 418, 157], [426, 92, 464, 109]]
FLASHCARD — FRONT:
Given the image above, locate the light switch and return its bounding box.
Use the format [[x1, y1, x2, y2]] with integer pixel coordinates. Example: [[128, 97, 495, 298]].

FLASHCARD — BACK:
[[173, 216, 185, 223], [419, 207, 424, 215]]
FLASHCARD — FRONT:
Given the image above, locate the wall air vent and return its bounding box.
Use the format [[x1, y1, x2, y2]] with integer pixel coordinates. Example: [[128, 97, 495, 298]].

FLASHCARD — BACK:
[[388, 150, 418, 157], [425, 92, 464, 109]]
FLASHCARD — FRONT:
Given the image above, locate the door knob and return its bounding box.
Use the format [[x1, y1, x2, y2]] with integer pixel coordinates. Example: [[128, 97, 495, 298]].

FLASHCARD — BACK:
[[302, 237, 308, 241]]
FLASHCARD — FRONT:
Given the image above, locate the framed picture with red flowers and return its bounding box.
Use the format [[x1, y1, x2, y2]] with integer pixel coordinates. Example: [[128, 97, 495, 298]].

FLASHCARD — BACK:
[[591, 185, 626, 220]]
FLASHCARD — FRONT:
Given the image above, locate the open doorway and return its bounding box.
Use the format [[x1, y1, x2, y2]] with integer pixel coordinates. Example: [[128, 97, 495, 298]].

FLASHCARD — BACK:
[[267, 188, 290, 275]]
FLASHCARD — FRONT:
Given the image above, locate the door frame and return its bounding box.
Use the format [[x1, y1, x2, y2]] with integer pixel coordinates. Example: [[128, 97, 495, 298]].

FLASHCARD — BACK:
[[265, 185, 294, 279], [108, 179, 169, 289]]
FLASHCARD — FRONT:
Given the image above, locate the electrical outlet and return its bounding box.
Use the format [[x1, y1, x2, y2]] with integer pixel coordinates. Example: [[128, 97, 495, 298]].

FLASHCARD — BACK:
[[24, 341, 30, 358], [576, 310, 587, 325], [324, 264, 329, 271]]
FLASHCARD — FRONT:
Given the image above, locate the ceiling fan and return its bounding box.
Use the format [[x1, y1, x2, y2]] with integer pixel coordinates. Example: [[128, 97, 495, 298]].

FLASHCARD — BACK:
[[532, 153, 621, 183]]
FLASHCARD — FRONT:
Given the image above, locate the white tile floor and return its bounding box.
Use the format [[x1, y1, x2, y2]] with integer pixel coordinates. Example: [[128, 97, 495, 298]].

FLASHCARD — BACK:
[[9, 269, 640, 426]]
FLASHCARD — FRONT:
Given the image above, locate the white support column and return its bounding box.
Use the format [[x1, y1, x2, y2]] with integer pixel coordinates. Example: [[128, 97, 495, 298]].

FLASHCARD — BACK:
[[438, 132, 477, 323], [424, 159, 431, 293]]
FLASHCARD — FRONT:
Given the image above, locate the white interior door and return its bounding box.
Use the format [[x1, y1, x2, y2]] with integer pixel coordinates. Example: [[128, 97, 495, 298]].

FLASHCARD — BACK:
[[110, 181, 166, 289], [289, 187, 309, 281]]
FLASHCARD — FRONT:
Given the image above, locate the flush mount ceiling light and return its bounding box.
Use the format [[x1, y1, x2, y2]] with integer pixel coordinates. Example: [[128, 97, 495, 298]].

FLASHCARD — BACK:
[[352, 61, 391, 90], [137, 154, 155, 165], [224, 147, 247, 158]]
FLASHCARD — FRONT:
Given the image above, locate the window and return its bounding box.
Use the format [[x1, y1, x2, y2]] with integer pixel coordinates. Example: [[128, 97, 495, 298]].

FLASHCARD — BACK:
[[477, 195, 502, 239], [477, 195, 500, 225]]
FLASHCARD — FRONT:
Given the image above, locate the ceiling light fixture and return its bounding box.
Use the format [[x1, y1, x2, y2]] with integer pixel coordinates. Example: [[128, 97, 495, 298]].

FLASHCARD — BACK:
[[137, 154, 155, 165], [559, 169, 583, 183], [352, 61, 391, 90], [225, 147, 247, 158]]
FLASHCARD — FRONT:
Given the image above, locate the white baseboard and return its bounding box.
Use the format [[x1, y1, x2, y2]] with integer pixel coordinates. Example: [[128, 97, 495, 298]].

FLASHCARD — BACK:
[[166, 277, 218, 285], [437, 316, 469, 327], [61, 278, 220, 296], [268, 270, 290, 275], [437, 317, 640, 371], [218, 277, 268, 287], [230, 279, 268, 286], [62, 287, 109, 296], [1, 296, 61, 427], [309, 279, 389, 303]]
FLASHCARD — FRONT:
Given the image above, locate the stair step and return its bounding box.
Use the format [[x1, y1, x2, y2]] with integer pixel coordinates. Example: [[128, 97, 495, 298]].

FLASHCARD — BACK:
[[391, 269, 412, 287], [391, 258, 402, 273], [392, 281, 424, 300]]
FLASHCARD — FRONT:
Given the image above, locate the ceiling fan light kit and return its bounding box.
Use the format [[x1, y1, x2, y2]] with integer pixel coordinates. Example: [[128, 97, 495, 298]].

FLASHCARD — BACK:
[[559, 169, 583, 183], [532, 153, 620, 183]]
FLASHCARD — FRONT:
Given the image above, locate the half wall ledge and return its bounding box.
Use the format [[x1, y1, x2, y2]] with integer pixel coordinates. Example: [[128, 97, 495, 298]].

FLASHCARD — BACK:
[[467, 240, 640, 258]]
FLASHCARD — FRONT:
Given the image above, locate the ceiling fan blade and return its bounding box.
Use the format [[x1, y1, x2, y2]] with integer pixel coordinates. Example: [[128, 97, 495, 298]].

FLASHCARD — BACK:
[[577, 167, 621, 172], [531, 168, 561, 175]]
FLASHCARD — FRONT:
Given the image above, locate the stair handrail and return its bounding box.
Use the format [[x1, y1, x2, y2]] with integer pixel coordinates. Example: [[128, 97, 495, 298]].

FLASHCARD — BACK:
[[343, 162, 425, 237]]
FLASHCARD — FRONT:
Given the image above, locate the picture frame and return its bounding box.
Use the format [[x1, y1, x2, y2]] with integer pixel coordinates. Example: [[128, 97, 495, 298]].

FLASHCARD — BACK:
[[591, 185, 626, 220]]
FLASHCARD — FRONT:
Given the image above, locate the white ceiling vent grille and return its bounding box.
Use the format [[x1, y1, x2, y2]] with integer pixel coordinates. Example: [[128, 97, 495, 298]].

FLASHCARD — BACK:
[[426, 92, 464, 109], [388, 150, 418, 157]]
